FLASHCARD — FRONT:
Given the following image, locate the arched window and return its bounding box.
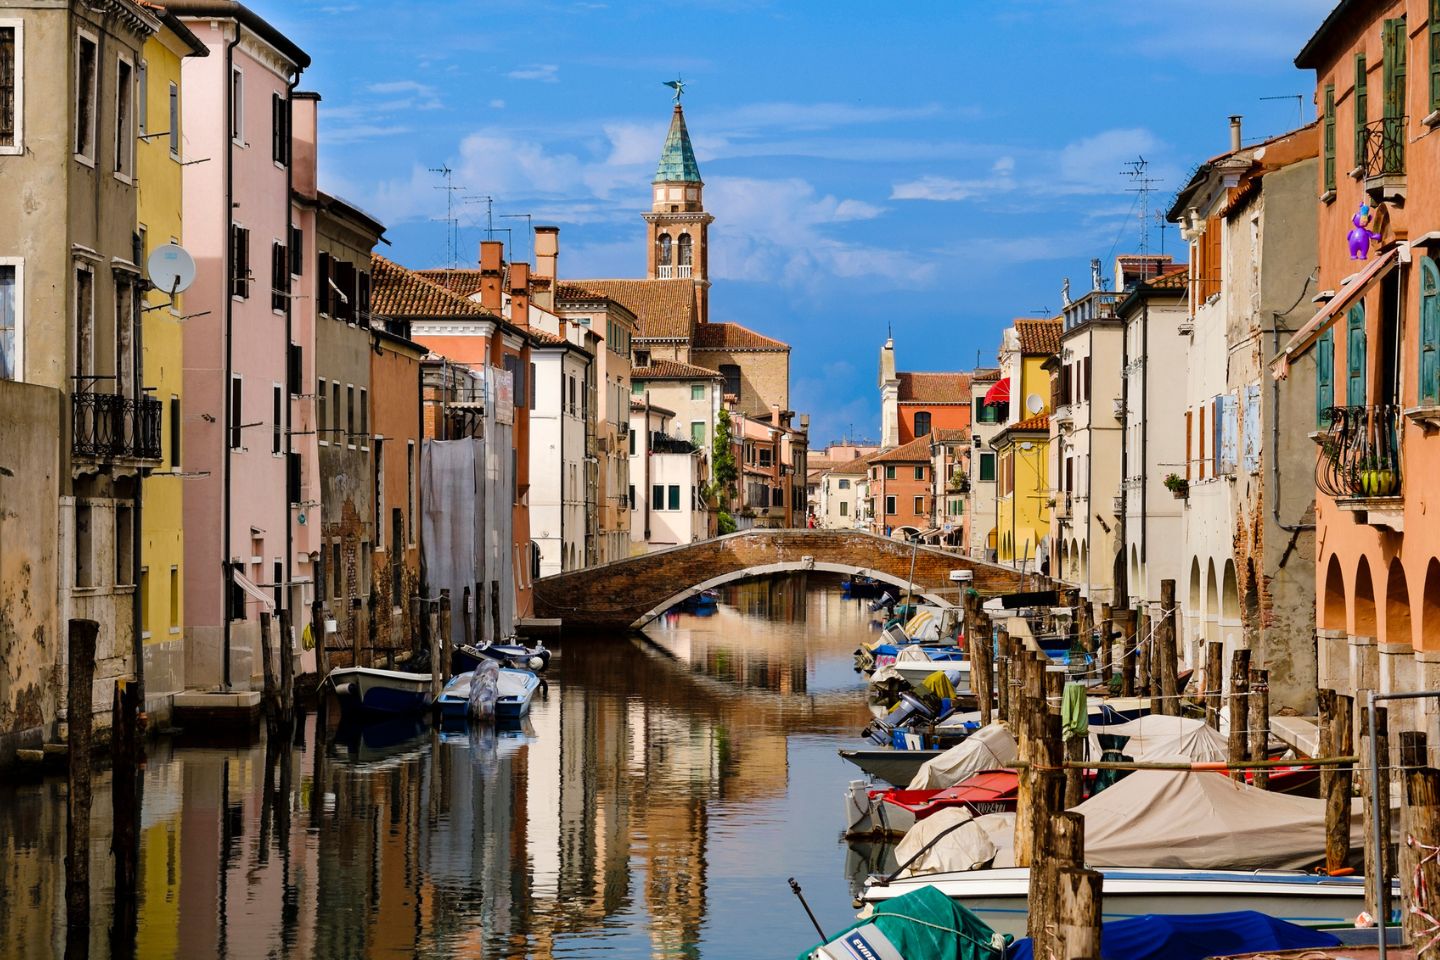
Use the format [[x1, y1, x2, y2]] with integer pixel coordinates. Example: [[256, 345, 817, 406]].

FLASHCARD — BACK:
[[677, 233, 693, 266], [913, 411, 931, 437], [657, 234, 672, 266]]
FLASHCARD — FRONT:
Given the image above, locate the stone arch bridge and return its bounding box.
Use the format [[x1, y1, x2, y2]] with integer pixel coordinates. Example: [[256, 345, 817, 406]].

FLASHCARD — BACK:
[[532, 529, 1033, 631]]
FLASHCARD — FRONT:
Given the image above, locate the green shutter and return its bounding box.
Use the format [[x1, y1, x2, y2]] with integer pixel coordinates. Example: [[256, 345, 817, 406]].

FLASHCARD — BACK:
[[1316, 328, 1334, 426], [1422, 257, 1440, 405], [1355, 53, 1368, 168], [1323, 83, 1337, 192], [1383, 17, 1408, 173], [1347, 303, 1368, 406], [1432, 0, 1440, 112]]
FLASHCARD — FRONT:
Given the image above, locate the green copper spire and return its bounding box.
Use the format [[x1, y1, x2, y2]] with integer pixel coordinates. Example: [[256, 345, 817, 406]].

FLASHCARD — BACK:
[[653, 104, 702, 184]]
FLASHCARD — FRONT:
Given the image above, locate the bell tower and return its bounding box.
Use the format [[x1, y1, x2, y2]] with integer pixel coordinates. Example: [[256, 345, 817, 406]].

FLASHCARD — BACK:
[[644, 88, 714, 321]]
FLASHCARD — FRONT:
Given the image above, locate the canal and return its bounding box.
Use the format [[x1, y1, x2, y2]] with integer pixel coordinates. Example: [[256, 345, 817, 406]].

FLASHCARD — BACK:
[[0, 576, 884, 959]]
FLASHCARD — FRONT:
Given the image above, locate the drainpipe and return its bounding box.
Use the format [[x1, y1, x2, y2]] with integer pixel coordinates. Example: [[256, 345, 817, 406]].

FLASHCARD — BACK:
[[222, 25, 241, 691], [132, 233, 145, 699], [284, 69, 298, 657]]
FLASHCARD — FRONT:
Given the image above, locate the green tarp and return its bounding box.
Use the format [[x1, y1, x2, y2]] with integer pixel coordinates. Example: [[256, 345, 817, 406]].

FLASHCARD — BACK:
[[796, 884, 1006, 960]]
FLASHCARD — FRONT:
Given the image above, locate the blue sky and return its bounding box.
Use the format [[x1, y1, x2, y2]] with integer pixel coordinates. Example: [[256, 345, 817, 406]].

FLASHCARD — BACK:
[[264, 0, 1332, 446]]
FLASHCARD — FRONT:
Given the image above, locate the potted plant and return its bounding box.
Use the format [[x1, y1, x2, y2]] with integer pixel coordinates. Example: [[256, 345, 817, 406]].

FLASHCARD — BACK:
[[1163, 472, 1188, 499], [949, 473, 970, 493]]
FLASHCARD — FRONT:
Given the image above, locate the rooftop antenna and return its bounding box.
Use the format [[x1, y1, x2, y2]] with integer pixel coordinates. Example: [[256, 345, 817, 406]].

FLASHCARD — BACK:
[[1153, 210, 1170, 258], [500, 213, 534, 265], [1260, 93, 1305, 130], [464, 194, 495, 237], [1122, 156, 1162, 266], [429, 164, 466, 268]]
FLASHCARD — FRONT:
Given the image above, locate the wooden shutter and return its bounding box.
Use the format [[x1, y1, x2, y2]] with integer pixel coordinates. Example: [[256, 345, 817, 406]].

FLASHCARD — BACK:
[[1347, 303, 1368, 405], [1243, 384, 1261, 474], [1422, 257, 1440, 405], [317, 251, 330, 315], [1355, 53, 1368, 168], [1198, 404, 1207, 479], [1221, 391, 1239, 475], [1316, 328, 1335, 425], [1185, 410, 1193, 481], [1384, 18, 1407, 171], [1431, 0, 1440, 113], [1323, 83, 1336, 192]]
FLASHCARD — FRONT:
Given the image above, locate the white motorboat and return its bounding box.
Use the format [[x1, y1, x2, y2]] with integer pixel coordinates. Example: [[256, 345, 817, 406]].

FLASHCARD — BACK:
[[324, 666, 433, 716]]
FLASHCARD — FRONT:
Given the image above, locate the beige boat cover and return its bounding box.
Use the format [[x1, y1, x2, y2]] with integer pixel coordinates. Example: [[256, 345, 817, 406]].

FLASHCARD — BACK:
[[906, 722, 1018, 790], [1073, 767, 1360, 870], [895, 808, 998, 877], [1087, 714, 1230, 763]]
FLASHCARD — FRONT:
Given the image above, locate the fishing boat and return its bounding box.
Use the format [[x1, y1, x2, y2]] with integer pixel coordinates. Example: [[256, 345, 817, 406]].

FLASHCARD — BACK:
[[839, 746, 945, 786], [324, 666, 433, 716], [857, 867, 1377, 939], [846, 769, 1020, 838], [436, 668, 543, 721], [451, 639, 551, 674]]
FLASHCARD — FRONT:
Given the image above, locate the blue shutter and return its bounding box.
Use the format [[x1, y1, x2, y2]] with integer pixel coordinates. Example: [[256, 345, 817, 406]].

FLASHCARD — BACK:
[[1347, 304, 1367, 406], [1422, 257, 1440, 406], [1316, 328, 1335, 425]]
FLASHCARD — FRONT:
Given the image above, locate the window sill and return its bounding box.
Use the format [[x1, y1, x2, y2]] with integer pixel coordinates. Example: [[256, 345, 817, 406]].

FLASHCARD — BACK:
[[1320, 189, 1336, 204], [1348, 165, 1364, 181], [113, 171, 133, 186], [74, 153, 96, 169], [1425, 110, 1440, 129], [141, 631, 152, 640], [169, 626, 181, 635], [0, 144, 22, 156]]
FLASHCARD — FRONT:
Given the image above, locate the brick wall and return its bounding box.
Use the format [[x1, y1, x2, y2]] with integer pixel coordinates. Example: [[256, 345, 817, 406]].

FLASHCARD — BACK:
[[692, 348, 788, 418]]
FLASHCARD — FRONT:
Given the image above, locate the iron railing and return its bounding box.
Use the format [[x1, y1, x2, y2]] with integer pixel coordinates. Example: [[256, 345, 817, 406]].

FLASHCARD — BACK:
[[650, 432, 698, 455], [73, 391, 163, 461], [1316, 404, 1403, 499], [1363, 116, 1406, 179]]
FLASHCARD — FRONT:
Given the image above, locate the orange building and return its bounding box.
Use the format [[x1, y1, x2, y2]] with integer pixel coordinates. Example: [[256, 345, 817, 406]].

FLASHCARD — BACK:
[[368, 313, 424, 651], [1277, 1, 1440, 710], [878, 337, 972, 446], [866, 436, 934, 539]]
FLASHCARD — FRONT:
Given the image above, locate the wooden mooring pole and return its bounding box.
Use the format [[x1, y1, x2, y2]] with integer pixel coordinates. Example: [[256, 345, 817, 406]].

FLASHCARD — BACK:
[[65, 619, 98, 960], [278, 606, 294, 728], [439, 589, 452, 681], [996, 627, 1012, 726], [109, 676, 141, 959], [1325, 694, 1354, 873], [1205, 641, 1224, 729], [427, 599, 442, 702], [1248, 668, 1269, 789], [1227, 649, 1251, 782], [1361, 705, 1391, 922], [963, 591, 993, 726], [1157, 580, 1179, 716], [1117, 610, 1136, 697], [1403, 765, 1440, 948], [259, 611, 278, 732], [1097, 603, 1112, 683], [1398, 730, 1428, 936]]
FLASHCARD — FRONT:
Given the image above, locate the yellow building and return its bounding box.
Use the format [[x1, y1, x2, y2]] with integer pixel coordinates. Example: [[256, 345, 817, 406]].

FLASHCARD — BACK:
[[137, 13, 207, 708], [990, 318, 1060, 570]]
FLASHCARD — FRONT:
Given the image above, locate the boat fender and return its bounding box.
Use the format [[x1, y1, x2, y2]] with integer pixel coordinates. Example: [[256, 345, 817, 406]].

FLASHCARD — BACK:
[[810, 922, 905, 960], [333, 682, 357, 699]]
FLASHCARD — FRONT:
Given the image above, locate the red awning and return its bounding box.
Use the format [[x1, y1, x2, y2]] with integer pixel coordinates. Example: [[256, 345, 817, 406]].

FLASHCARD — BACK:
[[1272, 245, 1401, 379], [983, 377, 1011, 405]]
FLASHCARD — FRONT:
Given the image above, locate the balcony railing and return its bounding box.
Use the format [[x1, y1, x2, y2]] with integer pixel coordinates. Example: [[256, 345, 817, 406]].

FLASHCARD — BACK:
[[656, 264, 693, 279], [1316, 404, 1403, 500], [73, 391, 163, 461], [650, 432, 698, 455], [1363, 116, 1406, 180]]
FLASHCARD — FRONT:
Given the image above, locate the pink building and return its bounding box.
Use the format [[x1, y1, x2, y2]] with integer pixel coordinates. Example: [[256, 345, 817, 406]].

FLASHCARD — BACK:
[[171, 4, 309, 689]]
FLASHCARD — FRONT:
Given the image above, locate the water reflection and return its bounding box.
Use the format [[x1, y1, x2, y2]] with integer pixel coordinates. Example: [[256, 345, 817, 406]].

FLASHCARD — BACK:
[[0, 577, 880, 959]]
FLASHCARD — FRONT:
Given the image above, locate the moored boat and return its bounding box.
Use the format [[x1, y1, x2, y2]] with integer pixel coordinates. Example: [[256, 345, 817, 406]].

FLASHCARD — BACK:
[[437, 667, 543, 722], [324, 666, 434, 716], [451, 640, 551, 674]]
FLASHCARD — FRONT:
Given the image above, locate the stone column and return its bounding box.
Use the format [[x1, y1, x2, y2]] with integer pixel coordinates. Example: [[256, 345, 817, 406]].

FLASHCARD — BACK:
[[1349, 635, 1379, 754], [1317, 629, 1349, 693], [1416, 651, 1440, 768]]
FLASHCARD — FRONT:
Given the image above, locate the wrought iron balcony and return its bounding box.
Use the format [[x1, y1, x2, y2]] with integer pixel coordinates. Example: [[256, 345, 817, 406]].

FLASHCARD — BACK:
[[73, 391, 163, 461], [1315, 404, 1403, 500], [1363, 117, 1406, 191], [650, 432, 698, 455]]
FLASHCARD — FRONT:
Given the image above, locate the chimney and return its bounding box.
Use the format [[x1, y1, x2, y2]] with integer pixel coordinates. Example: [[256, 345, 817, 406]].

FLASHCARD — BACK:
[[533, 225, 559, 312], [1229, 115, 1243, 153], [509, 261, 530, 329], [479, 240, 504, 313], [771, 402, 782, 427]]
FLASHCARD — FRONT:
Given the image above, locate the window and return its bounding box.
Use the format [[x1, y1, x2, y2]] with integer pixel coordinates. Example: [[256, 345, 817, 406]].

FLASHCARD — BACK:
[[629, 428, 636, 456], [271, 93, 288, 165], [1355, 53, 1368, 168], [0, 20, 22, 152], [407, 441, 416, 543], [652, 484, 664, 510], [1431, 0, 1440, 114], [289, 227, 302, 275], [914, 495, 925, 515], [657, 233, 672, 266], [668, 485, 680, 511], [979, 452, 996, 482], [230, 67, 243, 143], [628, 484, 635, 508], [1422, 257, 1440, 406], [885, 495, 897, 515], [75, 501, 94, 587], [359, 387, 368, 446], [230, 225, 250, 298], [391, 508, 404, 603], [914, 466, 924, 481], [634, 349, 651, 367], [115, 504, 134, 587], [950, 499, 964, 515], [1346, 303, 1367, 405], [1322, 83, 1336, 194], [169, 396, 180, 468], [271, 384, 282, 454], [114, 57, 133, 178], [884, 465, 896, 480], [115, 275, 135, 396], [331, 542, 341, 599], [140, 567, 152, 633], [316, 251, 330, 315], [774, 486, 783, 507], [691, 383, 704, 401], [1242, 383, 1261, 474], [74, 265, 94, 378], [137, 59, 146, 135], [913, 411, 931, 437], [316, 377, 328, 443], [331, 381, 340, 443], [167, 82, 179, 158], [632, 380, 644, 395], [838, 478, 850, 490], [839, 501, 849, 517], [1314, 328, 1334, 425], [690, 421, 705, 446], [758, 447, 772, 467], [229, 376, 243, 449], [719, 363, 740, 399], [677, 233, 693, 266], [346, 384, 355, 447], [272, 560, 283, 612], [976, 399, 1000, 424], [271, 241, 288, 312], [75, 33, 97, 160], [1382, 18, 1407, 175], [0, 260, 19, 380], [168, 566, 179, 632]]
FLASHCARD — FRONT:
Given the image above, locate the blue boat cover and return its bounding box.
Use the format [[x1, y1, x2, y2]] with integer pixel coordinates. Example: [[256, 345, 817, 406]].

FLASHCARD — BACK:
[[1005, 911, 1341, 960]]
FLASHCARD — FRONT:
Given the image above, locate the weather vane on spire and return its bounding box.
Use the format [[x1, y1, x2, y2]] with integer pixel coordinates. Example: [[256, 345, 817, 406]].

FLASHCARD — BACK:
[[662, 76, 686, 103]]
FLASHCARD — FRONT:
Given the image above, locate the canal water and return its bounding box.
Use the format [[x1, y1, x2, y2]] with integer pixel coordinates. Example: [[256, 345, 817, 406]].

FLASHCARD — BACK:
[[0, 576, 887, 959]]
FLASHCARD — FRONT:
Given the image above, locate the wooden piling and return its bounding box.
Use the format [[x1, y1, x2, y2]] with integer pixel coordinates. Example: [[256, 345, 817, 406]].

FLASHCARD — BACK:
[[1136, 606, 1151, 699], [1097, 603, 1112, 682], [427, 600, 442, 702], [1017, 666, 1065, 871], [996, 627, 1012, 726], [1057, 867, 1103, 960], [1078, 597, 1093, 659], [1398, 731, 1428, 929], [1226, 650, 1251, 781], [1029, 810, 1085, 947], [1205, 641, 1224, 729], [1325, 694, 1354, 873], [109, 676, 141, 959], [278, 606, 294, 728], [1318, 688, 1336, 797], [65, 619, 98, 960], [1403, 767, 1440, 948], [1157, 580, 1179, 716], [1064, 697, 1086, 809], [461, 586, 472, 653], [1248, 668, 1269, 789], [964, 592, 994, 726], [311, 592, 327, 677], [1117, 610, 1136, 696], [1361, 705, 1391, 921], [439, 589, 452, 682], [260, 611, 278, 730]]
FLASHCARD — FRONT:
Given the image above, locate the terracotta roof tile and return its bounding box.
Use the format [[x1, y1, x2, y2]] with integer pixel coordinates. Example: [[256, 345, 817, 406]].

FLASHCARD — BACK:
[[897, 371, 970, 403], [632, 359, 723, 381], [870, 436, 934, 463], [933, 428, 968, 442], [415, 268, 486, 298], [829, 457, 872, 476], [1144, 265, 1190, 290], [1011, 413, 1051, 432], [1016, 318, 1062, 355], [528, 328, 568, 347], [372, 255, 496, 319], [567, 278, 698, 340], [692, 321, 789, 352], [971, 367, 1002, 383]]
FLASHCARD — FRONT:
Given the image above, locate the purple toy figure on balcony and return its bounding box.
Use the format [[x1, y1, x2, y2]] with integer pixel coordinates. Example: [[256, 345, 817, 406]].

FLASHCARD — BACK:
[[1348, 203, 1381, 260]]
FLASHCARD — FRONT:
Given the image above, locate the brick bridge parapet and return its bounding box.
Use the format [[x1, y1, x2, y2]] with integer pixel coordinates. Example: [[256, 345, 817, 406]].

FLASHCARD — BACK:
[[532, 529, 1032, 630]]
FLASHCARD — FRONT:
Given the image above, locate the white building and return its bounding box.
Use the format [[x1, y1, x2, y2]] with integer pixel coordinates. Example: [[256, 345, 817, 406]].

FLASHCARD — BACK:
[[629, 400, 708, 550], [818, 457, 870, 529], [528, 325, 594, 575], [966, 369, 1003, 559]]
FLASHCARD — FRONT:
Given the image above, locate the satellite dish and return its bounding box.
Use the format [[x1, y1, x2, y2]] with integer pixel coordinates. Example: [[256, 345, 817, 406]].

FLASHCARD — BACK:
[[146, 243, 196, 295], [1026, 394, 1045, 415]]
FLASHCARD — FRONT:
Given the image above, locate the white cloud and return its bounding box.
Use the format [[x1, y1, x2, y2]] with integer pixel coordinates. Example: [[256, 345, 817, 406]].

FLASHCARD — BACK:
[[508, 64, 559, 83], [489, 99, 506, 110]]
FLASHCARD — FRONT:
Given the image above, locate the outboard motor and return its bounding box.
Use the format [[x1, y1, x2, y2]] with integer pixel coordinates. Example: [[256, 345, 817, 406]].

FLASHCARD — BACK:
[[809, 924, 906, 960]]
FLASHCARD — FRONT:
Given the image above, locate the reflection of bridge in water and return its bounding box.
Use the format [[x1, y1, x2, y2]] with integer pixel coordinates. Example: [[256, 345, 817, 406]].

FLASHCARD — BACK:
[[0, 578, 878, 960]]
